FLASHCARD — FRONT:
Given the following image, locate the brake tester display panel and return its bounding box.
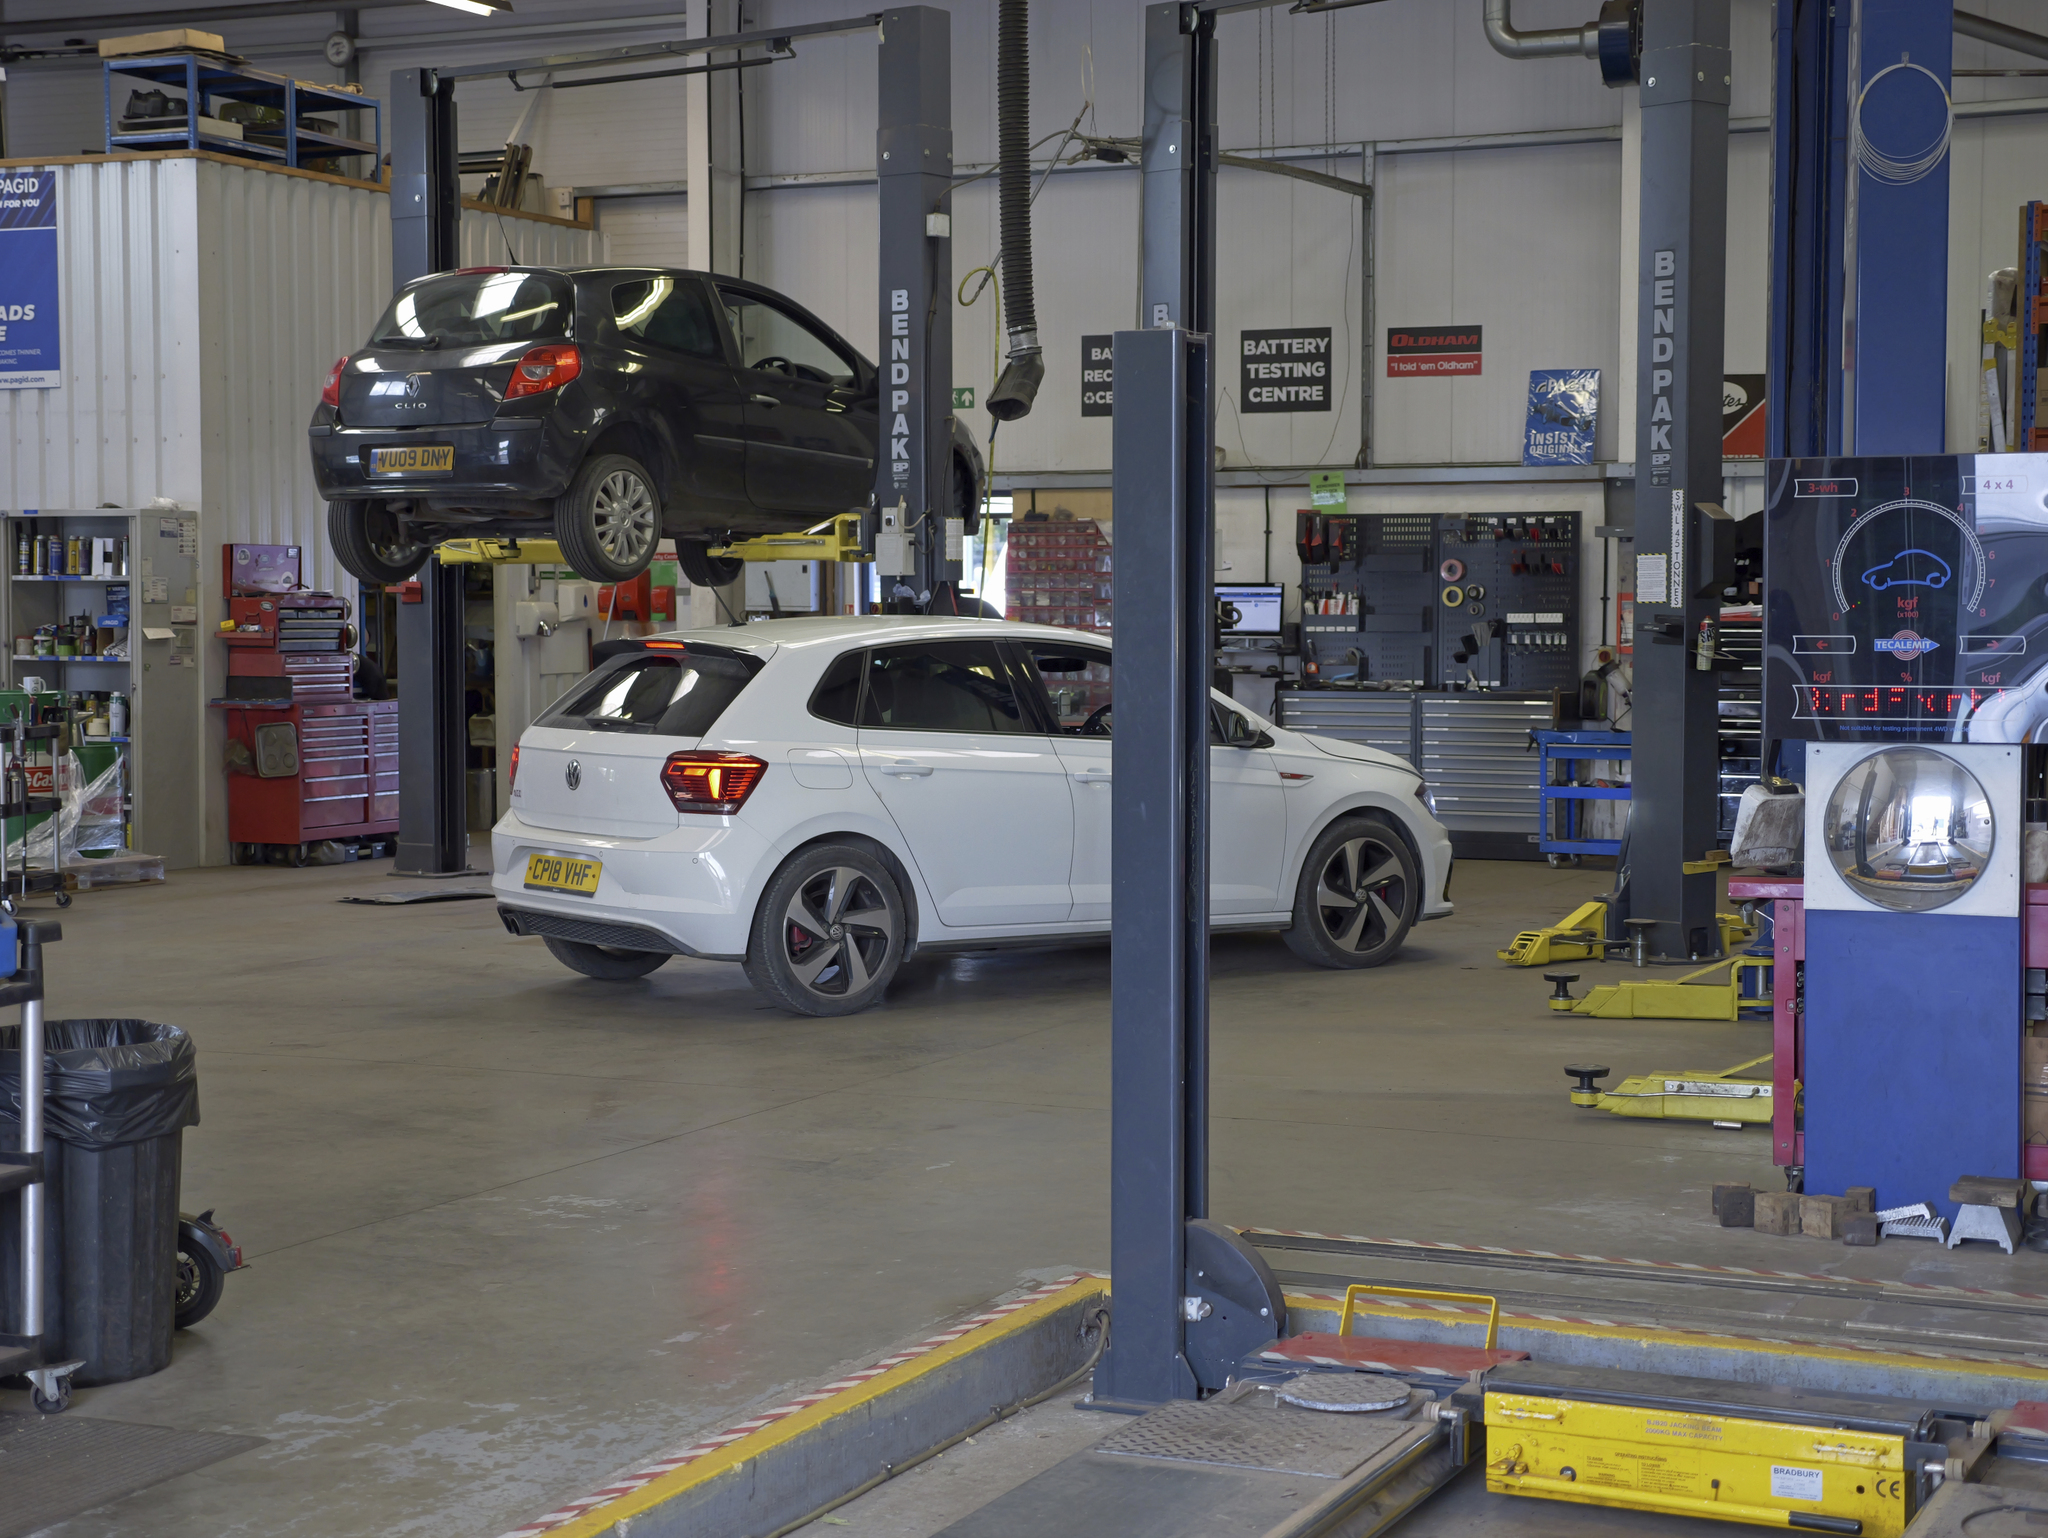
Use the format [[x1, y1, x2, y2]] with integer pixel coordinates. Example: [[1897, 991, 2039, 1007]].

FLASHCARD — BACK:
[[1765, 454, 2048, 743]]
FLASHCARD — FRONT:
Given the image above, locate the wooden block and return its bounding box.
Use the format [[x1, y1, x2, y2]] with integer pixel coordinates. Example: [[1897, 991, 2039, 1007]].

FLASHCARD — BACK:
[[1845, 1187, 1875, 1213], [1842, 1212, 1880, 1247], [1753, 1191, 1801, 1235], [1715, 1186, 1756, 1228], [1951, 1176, 2029, 1210], [1801, 1194, 1850, 1239], [1713, 1182, 1750, 1216]]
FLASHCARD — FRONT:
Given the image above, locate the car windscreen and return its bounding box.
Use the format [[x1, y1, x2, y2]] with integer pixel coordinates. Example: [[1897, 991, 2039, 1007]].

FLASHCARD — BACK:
[[537, 650, 761, 736], [370, 270, 573, 347]]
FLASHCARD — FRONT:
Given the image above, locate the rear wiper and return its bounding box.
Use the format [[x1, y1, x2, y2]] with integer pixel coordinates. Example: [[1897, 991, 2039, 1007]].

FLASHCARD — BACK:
[[378, 334, 446, 350]]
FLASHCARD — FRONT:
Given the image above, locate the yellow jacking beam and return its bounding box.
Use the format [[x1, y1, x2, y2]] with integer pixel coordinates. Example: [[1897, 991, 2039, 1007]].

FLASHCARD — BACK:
[[1554, 954, 1772, 1021], [1582, 1053, 1777, 1124], [712, 513, 867, 563], [1502, 901, 1757, 967], [436, 537, 567, 565]]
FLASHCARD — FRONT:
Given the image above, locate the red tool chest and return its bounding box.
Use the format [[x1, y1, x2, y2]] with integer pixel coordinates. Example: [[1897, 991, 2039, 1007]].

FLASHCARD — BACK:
[[213, 544, 398, 851]]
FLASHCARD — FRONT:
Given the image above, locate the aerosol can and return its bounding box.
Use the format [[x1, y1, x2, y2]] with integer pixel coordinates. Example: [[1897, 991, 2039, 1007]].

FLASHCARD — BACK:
[[1695, 617, 1718, 671]]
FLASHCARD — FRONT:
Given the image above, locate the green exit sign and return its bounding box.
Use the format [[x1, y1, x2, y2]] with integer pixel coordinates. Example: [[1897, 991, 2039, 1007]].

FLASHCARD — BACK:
[[952, 386, 975, 410]]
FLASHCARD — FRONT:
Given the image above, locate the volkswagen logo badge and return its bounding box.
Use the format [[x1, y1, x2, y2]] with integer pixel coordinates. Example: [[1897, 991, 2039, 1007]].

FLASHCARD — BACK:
[[404, 372, 426, 398], [565, 759, 582, 791]]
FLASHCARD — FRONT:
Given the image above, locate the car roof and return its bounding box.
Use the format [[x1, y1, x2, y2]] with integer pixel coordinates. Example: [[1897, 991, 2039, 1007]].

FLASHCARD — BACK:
[[640, 615, 1111, 658]]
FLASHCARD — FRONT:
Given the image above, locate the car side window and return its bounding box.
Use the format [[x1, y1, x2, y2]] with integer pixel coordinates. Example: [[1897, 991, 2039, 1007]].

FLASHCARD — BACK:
[[716, 285, 859, 387], [860, 642, 1033, 734], [612, 276, 723, 360], [810, 648, 865, 726], [1019, 643, 1112, 736]]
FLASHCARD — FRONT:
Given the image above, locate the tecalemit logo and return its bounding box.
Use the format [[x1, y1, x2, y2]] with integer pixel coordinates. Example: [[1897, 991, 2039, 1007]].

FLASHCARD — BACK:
[[1874, 630, 1941, 657]]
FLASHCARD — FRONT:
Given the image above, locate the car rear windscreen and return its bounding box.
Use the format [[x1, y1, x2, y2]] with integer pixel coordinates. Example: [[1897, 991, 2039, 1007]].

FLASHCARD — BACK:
[[371, 270, 573, 347], [538, 650, 760, 737]]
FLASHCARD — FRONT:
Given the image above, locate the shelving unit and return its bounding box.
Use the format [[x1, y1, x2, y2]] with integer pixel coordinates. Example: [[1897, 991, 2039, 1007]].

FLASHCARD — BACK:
[[1004, 519, 1112, 633], [2, 511, 201, 867], [103, 54, 380, 173]]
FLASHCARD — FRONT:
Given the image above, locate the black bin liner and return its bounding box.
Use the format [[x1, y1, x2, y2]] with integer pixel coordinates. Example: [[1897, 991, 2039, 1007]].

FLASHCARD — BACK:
[[1, 1020, 200, 1386]]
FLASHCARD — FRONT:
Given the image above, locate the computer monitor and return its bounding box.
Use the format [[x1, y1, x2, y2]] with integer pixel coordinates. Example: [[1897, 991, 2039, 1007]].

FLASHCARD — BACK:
[[1216, 583, 1284, 638]]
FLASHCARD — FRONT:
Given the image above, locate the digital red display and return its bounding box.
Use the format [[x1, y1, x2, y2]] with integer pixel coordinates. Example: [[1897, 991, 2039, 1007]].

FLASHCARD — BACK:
[[1792, 684, 2012, 720]]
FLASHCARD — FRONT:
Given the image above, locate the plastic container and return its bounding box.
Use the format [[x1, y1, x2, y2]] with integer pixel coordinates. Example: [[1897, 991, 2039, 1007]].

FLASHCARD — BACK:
[[0, 1019, 200, 1384]]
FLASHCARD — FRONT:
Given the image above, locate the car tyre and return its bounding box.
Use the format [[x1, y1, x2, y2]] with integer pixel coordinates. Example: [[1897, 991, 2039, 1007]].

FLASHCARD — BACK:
[[328, 499, 429, 585], [555, 453, 661, 582], [1283, 814, 1418, 969], [677, 540, 745, 589], [542, 936, 671, 980], [744, 843, 906, 1016]]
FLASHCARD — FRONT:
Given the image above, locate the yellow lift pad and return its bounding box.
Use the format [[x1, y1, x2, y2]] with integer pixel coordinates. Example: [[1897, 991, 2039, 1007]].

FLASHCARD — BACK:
[[1483, 1389, 1911, 1535], [1576, 1053, 1778, 1124], [1501, 900, 1757, 967], [1553, 954, 1772, 1021]]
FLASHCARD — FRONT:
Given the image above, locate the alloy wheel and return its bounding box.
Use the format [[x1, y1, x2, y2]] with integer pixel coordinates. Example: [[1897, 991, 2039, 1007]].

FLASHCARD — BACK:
[[592, 470, 658, 565], [365, 504, 422, 564], [783, 866, 898, 998], [1310, 834, 1408, 955]]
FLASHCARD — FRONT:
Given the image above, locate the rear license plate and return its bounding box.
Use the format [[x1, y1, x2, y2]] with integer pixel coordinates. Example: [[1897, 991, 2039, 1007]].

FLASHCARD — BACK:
[[369, 445, 454, 476], [525, 852, 601, 895]]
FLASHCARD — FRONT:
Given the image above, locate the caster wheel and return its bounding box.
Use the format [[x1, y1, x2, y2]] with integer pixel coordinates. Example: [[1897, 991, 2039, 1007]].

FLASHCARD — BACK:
[[2, 896, 17, 916], [1545, 853, 1580, 869], [54, 891, 71, 909], [31, 1383, 70, 1414], [287, 844, 309, 869]]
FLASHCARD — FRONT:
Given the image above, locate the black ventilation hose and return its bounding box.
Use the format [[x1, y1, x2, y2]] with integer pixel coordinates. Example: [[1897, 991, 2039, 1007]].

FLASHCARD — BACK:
[[986, 0, 1043, 422]]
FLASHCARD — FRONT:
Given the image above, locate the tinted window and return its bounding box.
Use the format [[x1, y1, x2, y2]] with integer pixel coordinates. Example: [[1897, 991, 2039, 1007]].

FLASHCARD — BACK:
[[371, 270, 571, 346], [1020, 643, 1112, 735], [810, 648, 865, 726], [539, 651, 758, 736], [613, 276, 724, 360], [860, 642, 1031, 734], [717, 285, 859, 386]]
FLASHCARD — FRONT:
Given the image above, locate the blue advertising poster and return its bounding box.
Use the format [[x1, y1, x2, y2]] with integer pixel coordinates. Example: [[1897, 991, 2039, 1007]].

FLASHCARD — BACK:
[[1522, 368, 1598, 466], [0, 170, 60, 390]]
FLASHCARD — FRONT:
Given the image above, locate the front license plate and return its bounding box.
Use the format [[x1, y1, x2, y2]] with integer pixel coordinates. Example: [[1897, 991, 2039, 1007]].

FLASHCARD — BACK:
[[370, 444, 455, 476], [525, 852, 602, 895]]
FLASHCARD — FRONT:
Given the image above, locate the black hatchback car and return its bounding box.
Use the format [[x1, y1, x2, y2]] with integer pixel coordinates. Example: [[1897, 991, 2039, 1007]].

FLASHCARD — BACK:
[[309, 265, 984, 585]]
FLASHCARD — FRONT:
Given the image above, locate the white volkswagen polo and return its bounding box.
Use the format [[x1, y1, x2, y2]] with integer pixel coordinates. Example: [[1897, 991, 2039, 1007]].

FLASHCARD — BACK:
[[492, 616, 1453, 1015]]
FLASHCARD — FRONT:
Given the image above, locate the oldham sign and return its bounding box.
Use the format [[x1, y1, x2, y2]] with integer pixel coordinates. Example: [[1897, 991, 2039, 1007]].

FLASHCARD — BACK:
[[1386, 325, 1482, 378], [1240, 327, 1331, 413]]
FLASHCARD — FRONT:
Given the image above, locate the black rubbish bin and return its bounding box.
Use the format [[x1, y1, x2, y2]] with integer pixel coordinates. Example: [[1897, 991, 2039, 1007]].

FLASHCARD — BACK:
[[0, 1019, 199, 1386]]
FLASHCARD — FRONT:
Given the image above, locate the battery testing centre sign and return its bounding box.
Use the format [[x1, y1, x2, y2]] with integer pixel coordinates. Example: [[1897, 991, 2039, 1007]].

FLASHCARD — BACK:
[[0, 171, 59, 389], [1240, 327, 1332, 412]]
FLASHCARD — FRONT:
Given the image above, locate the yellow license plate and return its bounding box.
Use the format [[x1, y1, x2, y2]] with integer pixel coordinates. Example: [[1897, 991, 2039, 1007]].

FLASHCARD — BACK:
[[524, 853, 602, 895], [369, 444, 455, 476]]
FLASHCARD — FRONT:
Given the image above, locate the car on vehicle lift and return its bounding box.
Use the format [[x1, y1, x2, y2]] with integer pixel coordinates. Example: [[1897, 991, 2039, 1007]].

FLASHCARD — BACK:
[[309, 265, 984, 588], [491, 616, 1455, 1017]]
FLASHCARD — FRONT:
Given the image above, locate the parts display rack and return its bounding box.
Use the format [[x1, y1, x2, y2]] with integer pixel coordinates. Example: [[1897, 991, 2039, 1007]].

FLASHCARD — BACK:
[[0, 718, 68, 913], [1004, 519, 1112, 634]]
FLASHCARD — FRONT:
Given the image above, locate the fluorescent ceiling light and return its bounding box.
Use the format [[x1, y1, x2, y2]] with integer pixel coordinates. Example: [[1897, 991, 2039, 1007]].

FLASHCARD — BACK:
[[424, 0, 513, 16]]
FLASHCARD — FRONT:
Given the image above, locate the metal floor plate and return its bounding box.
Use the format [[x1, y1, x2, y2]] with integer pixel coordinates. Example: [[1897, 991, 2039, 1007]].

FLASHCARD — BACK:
[[1094, 1397, 1422, 1479], [0, 1413, 263, 1538]]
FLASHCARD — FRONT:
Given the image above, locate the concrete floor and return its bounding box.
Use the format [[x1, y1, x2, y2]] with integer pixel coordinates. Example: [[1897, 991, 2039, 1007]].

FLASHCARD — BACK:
[[12, 852, 2043, 1536]]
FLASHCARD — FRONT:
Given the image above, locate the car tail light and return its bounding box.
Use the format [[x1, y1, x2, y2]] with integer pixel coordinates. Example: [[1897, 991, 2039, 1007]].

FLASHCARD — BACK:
[[320, 356, 347, 408], [509, 742, 520, 790], [504, 343, 582, 400], [662, 752, 767, 814]]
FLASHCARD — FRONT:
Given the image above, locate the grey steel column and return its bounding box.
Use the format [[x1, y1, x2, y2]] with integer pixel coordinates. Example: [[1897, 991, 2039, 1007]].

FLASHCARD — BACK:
[[1139, 2, 1216, 334], [18, 986, 42, 1343], [1630, 0, 1729, 958], [390, 69, 469, 875], [1096, 326, 1211, 1409], [875, 7, 956, 602]]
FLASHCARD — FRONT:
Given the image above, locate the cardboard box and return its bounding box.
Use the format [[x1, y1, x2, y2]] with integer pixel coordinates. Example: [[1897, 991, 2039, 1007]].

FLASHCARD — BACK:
[[99, 28, 226, 58], [2030, 1029, 2048, 1095], [2027, 1088, 2048, 1147]]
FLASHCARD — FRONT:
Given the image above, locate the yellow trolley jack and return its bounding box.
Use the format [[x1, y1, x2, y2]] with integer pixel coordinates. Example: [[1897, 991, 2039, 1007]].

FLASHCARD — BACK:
[[1542, 954, 1773, 1022], [1564, 1056, 1777, 1125]]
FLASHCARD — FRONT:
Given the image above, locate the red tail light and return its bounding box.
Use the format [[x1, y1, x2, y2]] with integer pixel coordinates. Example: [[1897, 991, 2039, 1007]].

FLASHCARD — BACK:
[[661, 752, 767, 814], [320, 356, 347, 408], [509, 742, 520, 790], [504, 343, 582, 400]]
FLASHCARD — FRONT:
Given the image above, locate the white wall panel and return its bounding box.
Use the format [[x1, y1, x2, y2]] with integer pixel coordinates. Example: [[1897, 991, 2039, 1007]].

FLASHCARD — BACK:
[[596, 195, 692, 268], [2, 62, 107, 161], [1374, 140, 1622, 465]]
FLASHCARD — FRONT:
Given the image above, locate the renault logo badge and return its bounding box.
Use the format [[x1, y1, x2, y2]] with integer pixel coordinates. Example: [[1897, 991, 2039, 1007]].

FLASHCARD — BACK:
[[405, 373, 425, 398], [565, 760, 581, 790]]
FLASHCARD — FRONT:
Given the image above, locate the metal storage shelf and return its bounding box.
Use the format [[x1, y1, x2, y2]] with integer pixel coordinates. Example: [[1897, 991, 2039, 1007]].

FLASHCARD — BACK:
[[1532, 729, 1630, 857], [103, 54, 380, 170]]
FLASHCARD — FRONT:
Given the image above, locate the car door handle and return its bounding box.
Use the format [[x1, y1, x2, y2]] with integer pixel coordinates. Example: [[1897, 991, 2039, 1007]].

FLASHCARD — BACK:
[[1071, 769, 1112, 784], [882, 760, 933, 778], [750, 393, 781, 407]]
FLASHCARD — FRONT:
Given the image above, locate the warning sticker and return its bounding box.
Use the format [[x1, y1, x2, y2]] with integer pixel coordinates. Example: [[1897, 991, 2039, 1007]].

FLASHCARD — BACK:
[[1771, 1465, 1824, 1502]]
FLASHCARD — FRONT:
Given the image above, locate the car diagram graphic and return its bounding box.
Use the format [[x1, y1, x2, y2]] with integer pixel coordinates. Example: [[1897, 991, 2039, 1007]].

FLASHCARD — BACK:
[[1861, 548, 1953, 592]]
